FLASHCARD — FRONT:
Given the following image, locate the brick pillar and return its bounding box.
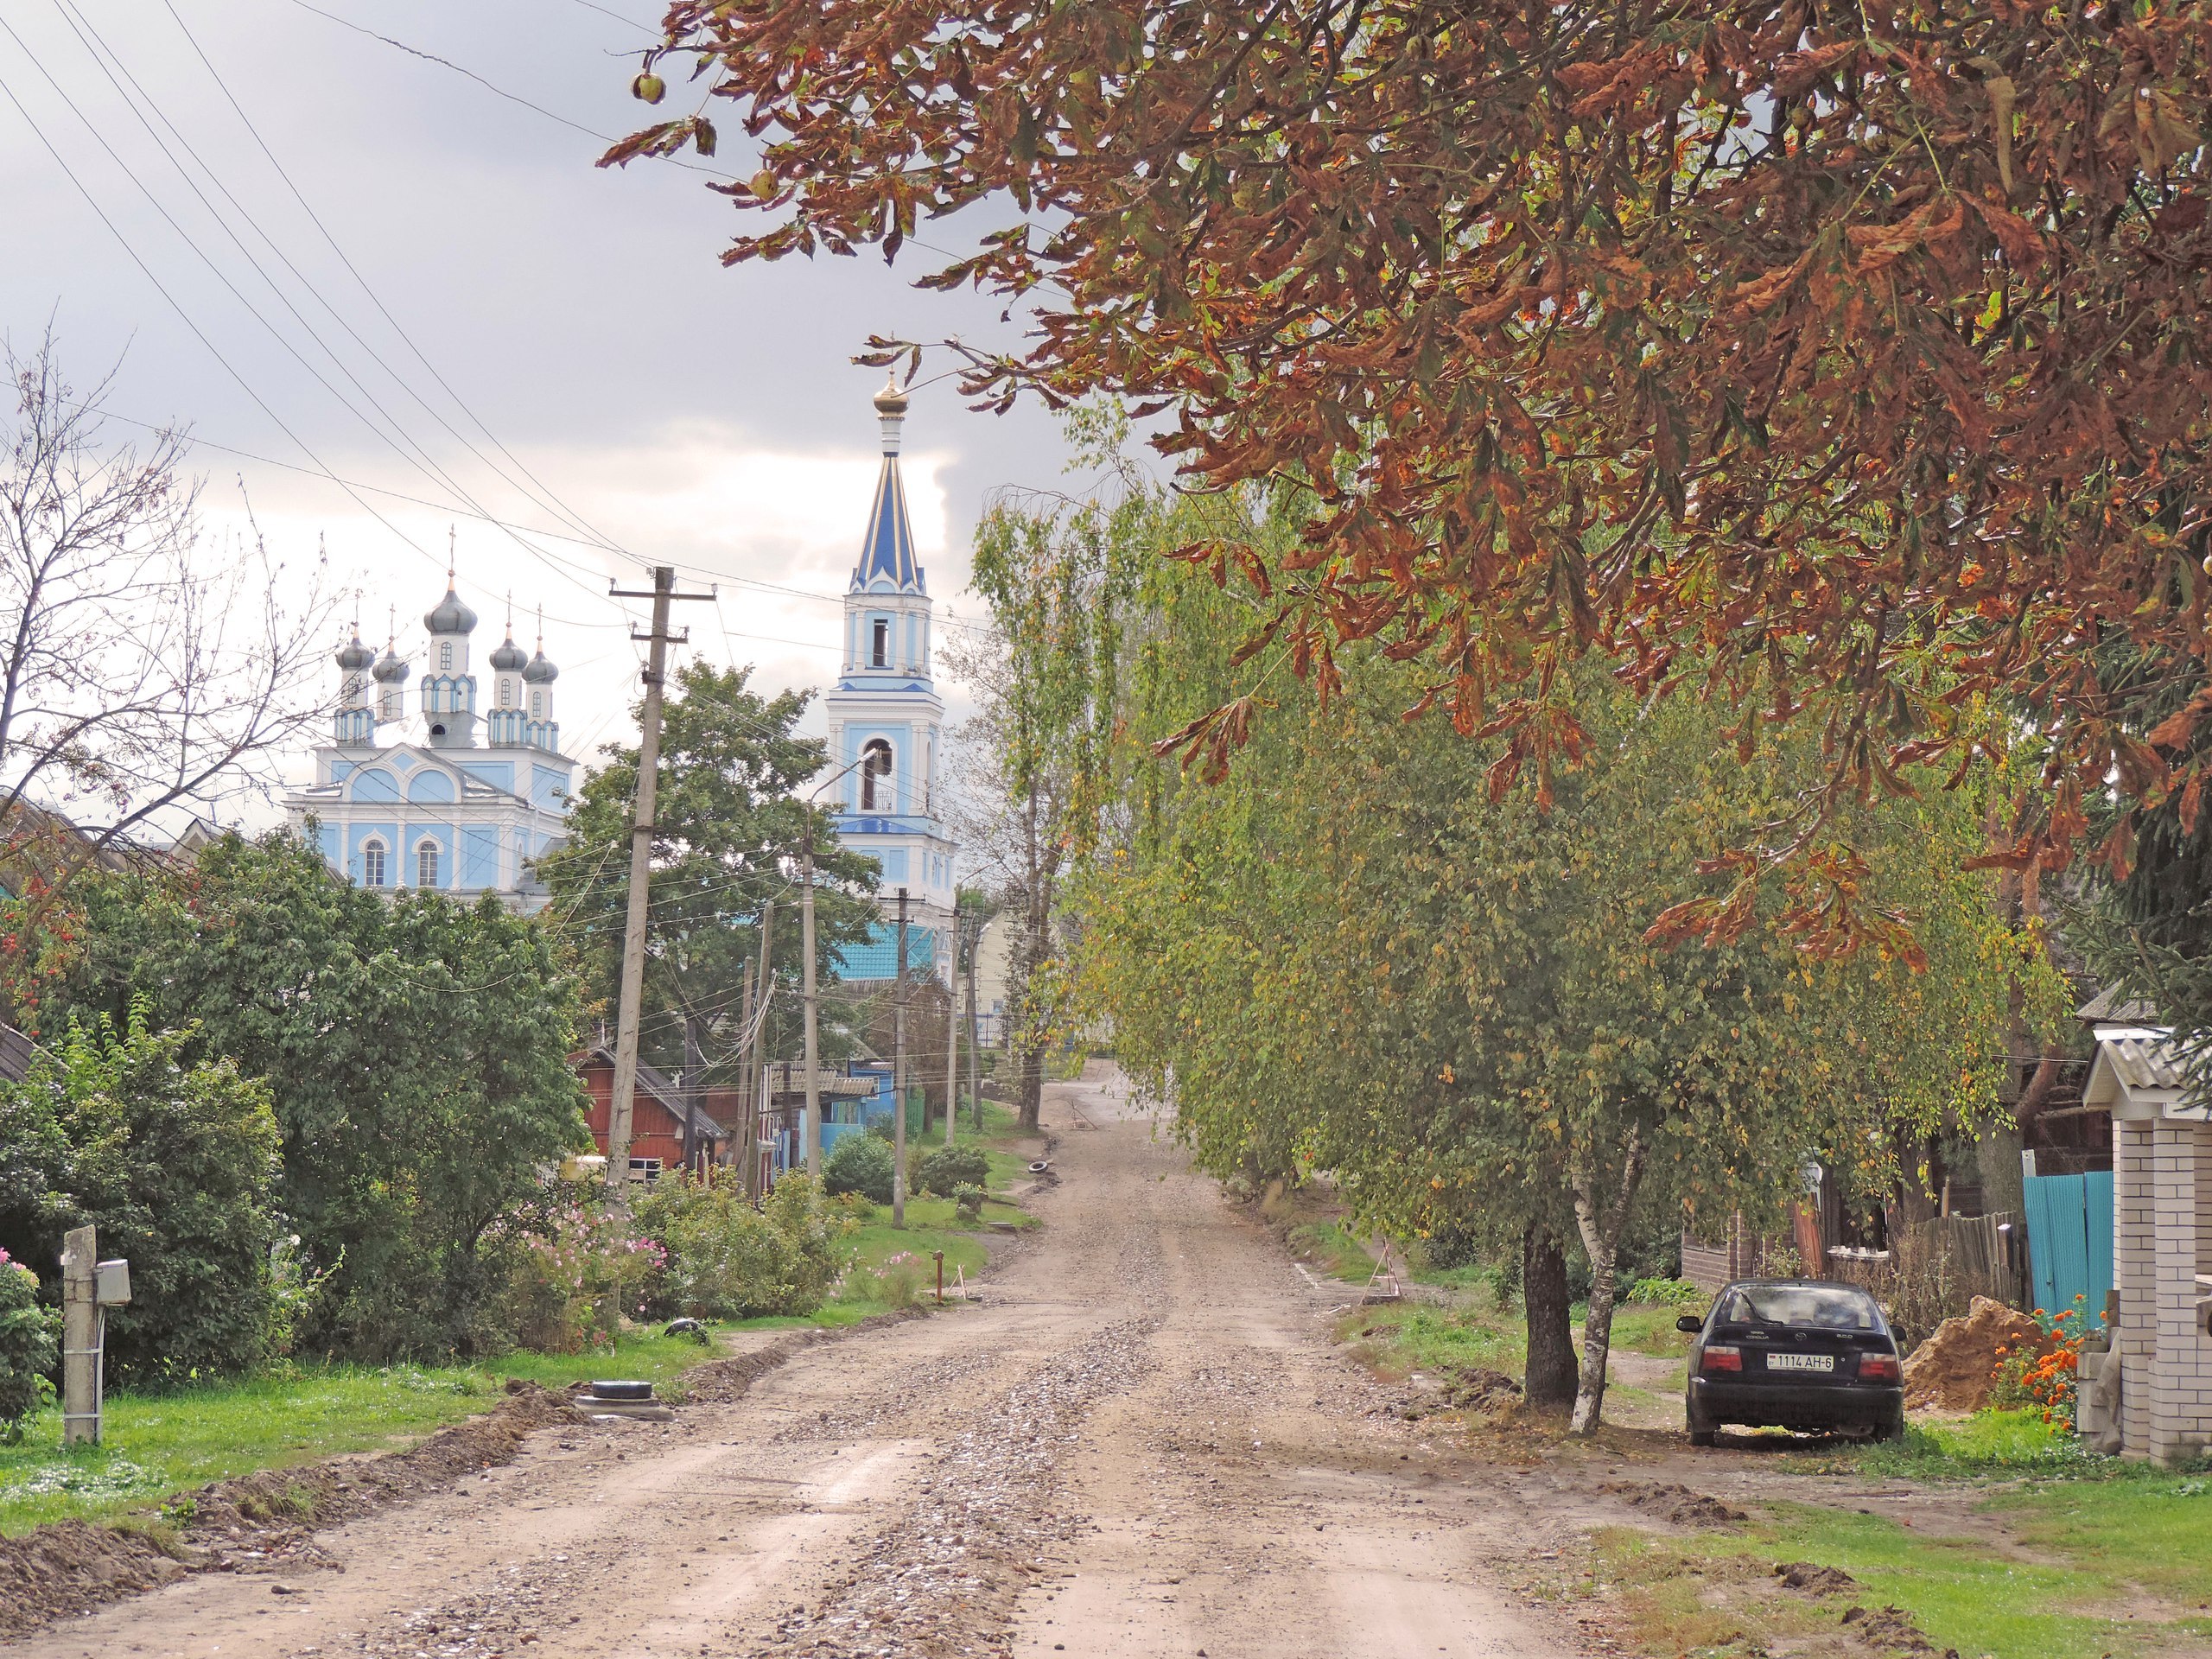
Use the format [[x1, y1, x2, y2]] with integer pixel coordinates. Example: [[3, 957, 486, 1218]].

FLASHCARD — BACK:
[[2116, 1118, 2158, 1457], [2145, 1122, 2212, 1465]]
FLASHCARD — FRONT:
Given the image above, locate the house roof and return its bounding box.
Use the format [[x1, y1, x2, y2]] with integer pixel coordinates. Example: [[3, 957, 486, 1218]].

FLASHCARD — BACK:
[[583, 1046, 728, 1141], [763, 1064, 879, 1099], [2077, 983, 2162, 1027], [2082, 1026, 2203, 1121], [0, 1025, 37, 1084]]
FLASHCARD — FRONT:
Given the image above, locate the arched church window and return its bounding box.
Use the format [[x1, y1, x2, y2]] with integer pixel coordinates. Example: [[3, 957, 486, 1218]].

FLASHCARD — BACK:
[[439, 642, 454, 671], [499, 679, 513, 709], [417, 839, 440, 888], [361, 838, 386, 888], [531, 690, 543, 716], [871, 619, 889, 669], [861, 738, 893, 811]]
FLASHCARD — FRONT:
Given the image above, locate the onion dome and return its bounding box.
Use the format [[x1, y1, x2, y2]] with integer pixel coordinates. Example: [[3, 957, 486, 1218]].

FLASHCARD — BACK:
[[489, 632, 528, 671], [335, 631, 374, 671], [523, 647, 559, 685], [372, 644, 410, 684], [424, 579, 478, 636], [871, 370, 909, 416]]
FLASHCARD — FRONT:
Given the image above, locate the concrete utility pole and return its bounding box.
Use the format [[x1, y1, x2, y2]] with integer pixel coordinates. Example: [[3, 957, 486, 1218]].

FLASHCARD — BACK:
[[59, 1225, 96, 1446], [944, 919, 961, 1149], [746, 899, 771, 1195], [604, 565, 711, 1202], [966, 916, 984, 1134], [798, 753, 871, 1184], [802, 817, 822, 1183], [893, 887, 910, 1228]]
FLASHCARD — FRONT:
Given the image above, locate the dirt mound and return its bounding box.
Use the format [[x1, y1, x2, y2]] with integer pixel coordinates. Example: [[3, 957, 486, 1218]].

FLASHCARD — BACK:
[[0, 1382, 585, 1641], [1841, 1601, 1959, 1656], [1773, 1560, 1859, 1595], [1900, 1295, 2051, 1413], [1596, 1480, 1745, 1528]]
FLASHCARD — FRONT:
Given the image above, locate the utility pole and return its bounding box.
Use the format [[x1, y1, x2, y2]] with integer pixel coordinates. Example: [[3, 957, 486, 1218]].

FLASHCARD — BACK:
[[943, 919, 961, 1149], [966, 918, 982, 1134], [747, 899, 771, 1194], [802, 817, 822, 1183], [733, 962, 754, 1179], [603, 566, 712, 1205], [60, 1225, 96, 1446], [681, 1012, 703, 1175], [893, 886, 910, 1229]]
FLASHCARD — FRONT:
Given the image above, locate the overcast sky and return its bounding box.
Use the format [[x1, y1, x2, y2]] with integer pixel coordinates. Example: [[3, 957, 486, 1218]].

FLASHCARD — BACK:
[[0, 0, 1085, 814]]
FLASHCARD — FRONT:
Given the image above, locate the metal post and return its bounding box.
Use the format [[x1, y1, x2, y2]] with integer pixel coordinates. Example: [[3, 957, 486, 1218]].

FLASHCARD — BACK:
[[604, 565, 711, 1203], [60, 1225, 97, 1446], [893, 886, 909, 1229], [802, 818, 822, 1183]]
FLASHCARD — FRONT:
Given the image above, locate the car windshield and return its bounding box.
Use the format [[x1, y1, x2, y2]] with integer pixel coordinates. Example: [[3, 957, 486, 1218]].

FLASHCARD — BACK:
[[1719, 1284, 1880, 1330]]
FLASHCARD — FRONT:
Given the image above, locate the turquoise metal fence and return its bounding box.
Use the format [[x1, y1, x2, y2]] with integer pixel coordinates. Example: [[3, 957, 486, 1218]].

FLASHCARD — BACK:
[[2022, 1170, 2114, 1323]]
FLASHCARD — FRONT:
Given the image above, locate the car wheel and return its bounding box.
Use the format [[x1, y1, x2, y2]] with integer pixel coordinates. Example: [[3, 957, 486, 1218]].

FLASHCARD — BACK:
[[1687, 1404, 1717, 1447], [1873, 1409, 1907, 1443]]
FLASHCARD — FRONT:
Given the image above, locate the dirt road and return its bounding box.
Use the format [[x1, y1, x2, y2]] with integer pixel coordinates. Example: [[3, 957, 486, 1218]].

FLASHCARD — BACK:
[[14, 1065, 1590, 1659]]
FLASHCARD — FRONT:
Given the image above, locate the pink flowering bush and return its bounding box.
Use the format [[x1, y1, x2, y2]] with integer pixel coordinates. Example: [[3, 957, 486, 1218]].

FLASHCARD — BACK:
[[635, 1170, 849, 1320], [484, 1186, 666, 1354]]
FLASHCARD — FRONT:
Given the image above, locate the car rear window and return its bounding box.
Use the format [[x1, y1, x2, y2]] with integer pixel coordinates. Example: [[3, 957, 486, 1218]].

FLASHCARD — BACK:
[[1719, 1285, 1881, 1329]]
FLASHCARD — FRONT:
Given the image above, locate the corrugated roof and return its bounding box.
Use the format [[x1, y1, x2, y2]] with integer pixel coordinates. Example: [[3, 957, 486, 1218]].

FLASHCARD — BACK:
[[835, 922, 937, 981], [2100, 1027, 2192, 1092]]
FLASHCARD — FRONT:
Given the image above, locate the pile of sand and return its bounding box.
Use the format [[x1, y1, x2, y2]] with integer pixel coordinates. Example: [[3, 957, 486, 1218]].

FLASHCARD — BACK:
[[1900, 1295, 2051, 1413]]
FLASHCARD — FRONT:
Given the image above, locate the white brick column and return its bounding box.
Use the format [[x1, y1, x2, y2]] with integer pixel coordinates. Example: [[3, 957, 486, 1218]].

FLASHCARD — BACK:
[[2116, 1117, 2158, 1456], [2143, 1122, 2212, 1465]]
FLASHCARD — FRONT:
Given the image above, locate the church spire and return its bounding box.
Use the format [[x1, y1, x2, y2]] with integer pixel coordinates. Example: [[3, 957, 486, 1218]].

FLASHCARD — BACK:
[[851, 372, 924, 595]]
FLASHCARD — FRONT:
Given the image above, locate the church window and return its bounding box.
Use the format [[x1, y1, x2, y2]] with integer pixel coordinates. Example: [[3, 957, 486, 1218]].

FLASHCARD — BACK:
[[361, 838, 386, 887], [499, 678, 513, 709], [439, 642, 453, 671], [861, 739, 893, 811], [871, 618, 889, 668], [531, 690, 543, 716], [417, 839, 440, 888]]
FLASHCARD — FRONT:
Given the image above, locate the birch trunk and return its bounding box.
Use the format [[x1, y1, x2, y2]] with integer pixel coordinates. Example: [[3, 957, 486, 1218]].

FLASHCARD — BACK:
[[1568, 1127, 1647, 1435]]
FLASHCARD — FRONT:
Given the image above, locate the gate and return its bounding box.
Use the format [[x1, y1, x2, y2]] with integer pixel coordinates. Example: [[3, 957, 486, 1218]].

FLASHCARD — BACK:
[[2021, 1171, 2113, 1324]]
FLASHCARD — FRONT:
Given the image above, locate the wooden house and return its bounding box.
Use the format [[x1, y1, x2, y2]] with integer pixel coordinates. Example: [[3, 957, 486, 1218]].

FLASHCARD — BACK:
[[578, 1046, 727, 1179]]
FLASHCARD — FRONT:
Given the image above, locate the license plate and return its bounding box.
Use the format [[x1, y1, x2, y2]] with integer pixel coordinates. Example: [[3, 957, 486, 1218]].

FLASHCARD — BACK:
[[1766, 1352, 1834, 1373]]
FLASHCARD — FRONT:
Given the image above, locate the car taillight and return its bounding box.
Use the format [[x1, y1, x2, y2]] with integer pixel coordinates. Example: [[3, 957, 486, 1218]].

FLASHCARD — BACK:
[[1859, 1352, 1900, 1382], [1701, 1345, 1742, 1374]]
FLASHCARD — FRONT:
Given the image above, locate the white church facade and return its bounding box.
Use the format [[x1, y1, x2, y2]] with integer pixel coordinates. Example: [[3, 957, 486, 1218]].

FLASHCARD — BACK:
[[284, 580, 574, 910], [824, 377, 957, 980]]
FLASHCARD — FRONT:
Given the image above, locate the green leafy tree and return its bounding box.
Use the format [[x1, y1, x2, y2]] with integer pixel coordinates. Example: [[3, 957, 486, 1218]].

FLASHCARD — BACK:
[[636, 1167, 851, 1319], [537, 661, 878, 1078], [9, 831, 588, 1360], [1048, 475, 2059, 1428]]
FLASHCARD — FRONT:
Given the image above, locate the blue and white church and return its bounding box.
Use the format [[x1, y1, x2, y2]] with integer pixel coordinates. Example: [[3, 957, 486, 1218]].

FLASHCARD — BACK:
[[826, 376, 957, 981], [283, 577, 574, 910]]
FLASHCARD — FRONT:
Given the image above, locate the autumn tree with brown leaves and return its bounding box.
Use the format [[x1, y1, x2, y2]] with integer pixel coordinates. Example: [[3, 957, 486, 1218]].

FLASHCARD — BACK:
[[609, 0, 2212, 947]]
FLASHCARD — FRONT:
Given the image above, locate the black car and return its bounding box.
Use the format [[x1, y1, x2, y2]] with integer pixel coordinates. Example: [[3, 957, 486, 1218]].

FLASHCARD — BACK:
[[1680, 1279, 1905, 1445]]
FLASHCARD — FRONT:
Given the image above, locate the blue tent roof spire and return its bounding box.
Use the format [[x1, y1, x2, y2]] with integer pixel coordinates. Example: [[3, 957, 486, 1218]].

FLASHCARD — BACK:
[[850, 372, 925, 595]]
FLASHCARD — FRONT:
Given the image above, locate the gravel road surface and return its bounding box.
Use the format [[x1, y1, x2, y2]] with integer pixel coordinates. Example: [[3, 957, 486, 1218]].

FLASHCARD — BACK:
[[10, 1065, 1586, 1659]]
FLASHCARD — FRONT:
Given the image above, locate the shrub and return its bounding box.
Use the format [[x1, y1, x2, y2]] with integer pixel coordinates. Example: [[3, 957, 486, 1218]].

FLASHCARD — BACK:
[[952, 1184, 985, 1223], [1625, 1275, 1706, 1306], [0, 1251, 57, 1440], [0, 1009, 284, 1390], [839, 1249, 928, 1309], [636, 1170, 849, 1320], [824, 1132, 895, 1204], [485, 1185, 664, 1353], [915, 1144, 989, 1198]]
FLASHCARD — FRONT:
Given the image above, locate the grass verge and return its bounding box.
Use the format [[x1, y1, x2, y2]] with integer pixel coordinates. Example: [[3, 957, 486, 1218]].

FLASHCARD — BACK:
[[1589, 1413, 2212, 1659], [0, 1325, 722, 1538]]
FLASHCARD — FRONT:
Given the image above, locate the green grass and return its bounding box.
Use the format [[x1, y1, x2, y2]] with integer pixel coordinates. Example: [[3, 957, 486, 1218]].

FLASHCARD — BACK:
[[1592, 1411, 2212, 1659], [0, 1326, 727, 1538], [1340, 1300, 1524, 1378], [1290, 1220, 1381, 1282]]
